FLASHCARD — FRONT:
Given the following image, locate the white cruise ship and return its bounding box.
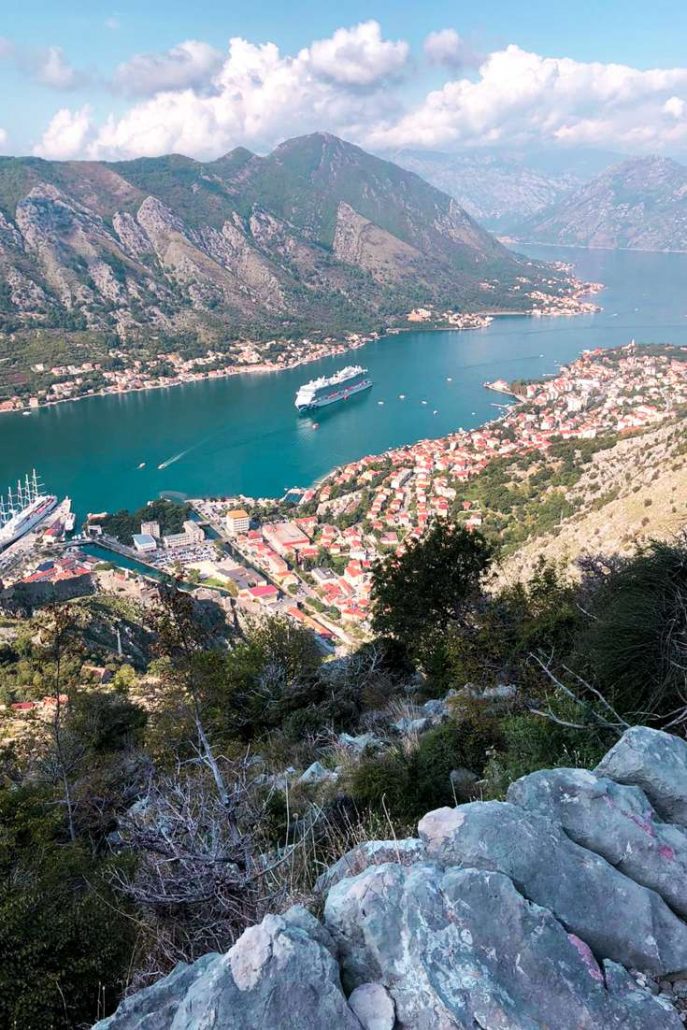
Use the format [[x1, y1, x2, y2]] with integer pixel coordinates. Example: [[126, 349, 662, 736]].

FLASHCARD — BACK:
[[0, 471, 57, 551], [295, 365, 372, 413]]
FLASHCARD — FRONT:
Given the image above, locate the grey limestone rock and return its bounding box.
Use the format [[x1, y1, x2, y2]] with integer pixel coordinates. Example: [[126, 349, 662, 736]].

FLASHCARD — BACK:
[[299, 760, 338, 785], [93, 953, 220, 1029], [508, 766, 687, 917], [347, 983, 396, 1030], [95, 912, 360, 1030], [324, 861, 680, 1028], [315, 838, 427, 895], [597, 726, 687, 827], [418, 800, 687, 975]]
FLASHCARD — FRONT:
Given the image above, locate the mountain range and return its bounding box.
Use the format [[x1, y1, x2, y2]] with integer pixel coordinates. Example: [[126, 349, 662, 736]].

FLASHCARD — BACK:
[[388, 147, 622, 231], [0, 133, 571, 347], [513, 156, 687, 251]]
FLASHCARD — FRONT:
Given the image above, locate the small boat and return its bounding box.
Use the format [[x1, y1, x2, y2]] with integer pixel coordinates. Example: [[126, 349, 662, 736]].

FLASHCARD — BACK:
[[399, 394, 406, 400], [433, 410, 438, 415], [311, 422, 319, 430], [22, 411, 30, 416], [377, 400, 384, 406], [446, 377, 452, 382], [138, 462, 146, 469], [421, 400, 428, 405]]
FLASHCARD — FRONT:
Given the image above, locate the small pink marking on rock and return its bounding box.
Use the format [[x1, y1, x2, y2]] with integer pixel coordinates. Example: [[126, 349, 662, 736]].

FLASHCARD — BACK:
[[568, 933, 605, 982], [628, 811, 656, 837], [659, 844, 675, 861]]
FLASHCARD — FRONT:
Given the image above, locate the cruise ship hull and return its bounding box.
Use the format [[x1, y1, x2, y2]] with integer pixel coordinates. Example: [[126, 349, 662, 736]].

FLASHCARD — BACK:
[[0, 495, 58, 551], [296, 378, 372, 414]]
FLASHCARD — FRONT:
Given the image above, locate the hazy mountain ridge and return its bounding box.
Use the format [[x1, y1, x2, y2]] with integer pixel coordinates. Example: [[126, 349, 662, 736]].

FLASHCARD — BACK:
[[390, 149, 581, 230], [0, 134, 575, 345], [513, 156, 687, 250], [388, 147, 624, 231]]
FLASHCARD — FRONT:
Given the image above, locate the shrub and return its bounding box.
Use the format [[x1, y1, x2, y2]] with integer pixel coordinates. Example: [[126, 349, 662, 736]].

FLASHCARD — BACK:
[[0, 786, 135, 1029], [348, 713, 503, 825], [481, 707, 613, 799], [442, 560, 582, 691], [577, 538, 687, 724]]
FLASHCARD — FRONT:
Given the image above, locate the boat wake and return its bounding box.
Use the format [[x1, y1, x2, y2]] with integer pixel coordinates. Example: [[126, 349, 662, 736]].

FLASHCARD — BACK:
[[158, 449, 192, 470]]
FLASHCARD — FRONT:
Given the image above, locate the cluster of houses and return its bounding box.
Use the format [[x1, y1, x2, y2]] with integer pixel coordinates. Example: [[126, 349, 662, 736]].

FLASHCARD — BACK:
[[18, 551, 98, 586], [241, 345, 687, 625], [4, 333, 378, 413]]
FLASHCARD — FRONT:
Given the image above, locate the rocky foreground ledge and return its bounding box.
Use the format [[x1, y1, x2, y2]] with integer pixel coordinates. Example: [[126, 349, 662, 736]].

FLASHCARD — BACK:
[[95, 727, 687, 1029]]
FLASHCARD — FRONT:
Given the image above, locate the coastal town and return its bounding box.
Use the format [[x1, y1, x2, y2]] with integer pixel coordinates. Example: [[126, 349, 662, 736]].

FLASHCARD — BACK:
[[0, 281, 600, 414], [2, 342, 687, 650]]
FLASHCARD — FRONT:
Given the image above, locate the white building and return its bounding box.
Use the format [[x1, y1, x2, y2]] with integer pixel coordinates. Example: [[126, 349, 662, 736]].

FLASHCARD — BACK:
[[132, 533, 157, 554], [225, 508, 251, 534]]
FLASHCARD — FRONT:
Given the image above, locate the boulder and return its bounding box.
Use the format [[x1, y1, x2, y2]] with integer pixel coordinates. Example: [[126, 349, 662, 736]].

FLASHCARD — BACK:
[[421, 697, 449, 719], [325, 862, 680, 1028], [94, 909, 361, 1030], [449, 767, 480, 800], [338, 732, 380, 752], [93, 953, 220, 1029], [597, 726, 687, 827], [315, 838, 427, 895], [347, 983, 395, 1030], [299, 761, 338, 785], [418, 801, 687, 975], [391, 716, 432, 735], [482, 682, 517, 701], [508, 767, 687, 917]]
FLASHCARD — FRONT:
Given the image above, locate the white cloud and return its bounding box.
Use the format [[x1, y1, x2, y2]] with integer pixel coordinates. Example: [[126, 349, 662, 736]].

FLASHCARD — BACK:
[[43, 23, 406, 160], [0, 38, 85, 90], [0, 128, 8, 152], [105, 17, 120, 31], [35, 46, 82, 90], [33, 106, 92, 159], [423, 29, 480, 70], [664, 96, 686, 119], [112, 40, 223, 97], [30, 31, 687, 162], [305, 20, 408, 86], [367, 45, 687, 152]]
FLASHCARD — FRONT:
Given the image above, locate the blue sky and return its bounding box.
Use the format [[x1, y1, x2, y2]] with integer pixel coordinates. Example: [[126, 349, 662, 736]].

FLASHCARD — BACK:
[[2, 0, 687, 160]]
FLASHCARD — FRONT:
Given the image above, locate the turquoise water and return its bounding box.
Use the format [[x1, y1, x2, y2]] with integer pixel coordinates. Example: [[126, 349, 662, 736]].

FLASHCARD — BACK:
[[2, 245, 687, 518]]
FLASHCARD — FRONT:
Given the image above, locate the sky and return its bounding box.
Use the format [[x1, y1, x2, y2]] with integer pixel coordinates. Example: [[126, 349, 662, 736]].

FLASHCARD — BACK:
[[1, 0, 687, 162]]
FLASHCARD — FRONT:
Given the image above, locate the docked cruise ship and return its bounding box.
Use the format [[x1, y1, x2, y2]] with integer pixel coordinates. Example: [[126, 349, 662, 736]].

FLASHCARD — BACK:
[[295, 365, 372, 413], [0, 471, 57, 551]]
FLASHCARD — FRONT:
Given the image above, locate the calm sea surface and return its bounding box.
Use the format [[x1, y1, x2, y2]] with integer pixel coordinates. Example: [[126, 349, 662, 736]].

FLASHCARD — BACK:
[[2, 245, 687, 517]]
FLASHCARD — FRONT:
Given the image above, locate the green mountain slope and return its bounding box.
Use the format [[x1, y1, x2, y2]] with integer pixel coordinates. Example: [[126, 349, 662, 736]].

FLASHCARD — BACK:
[[0, 133, 574, 347]]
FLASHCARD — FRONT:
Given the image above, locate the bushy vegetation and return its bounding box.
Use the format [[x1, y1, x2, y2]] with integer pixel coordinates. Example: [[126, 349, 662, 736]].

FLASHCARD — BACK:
[[576, 540, 687, 723], [4, 526, 687, 1022], [100, 498, 191, 545]]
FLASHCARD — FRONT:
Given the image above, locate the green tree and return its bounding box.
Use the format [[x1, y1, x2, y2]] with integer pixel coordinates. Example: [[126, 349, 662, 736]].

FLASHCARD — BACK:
[[218, 617, 323, 741], [371, 521, 493, 661]]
